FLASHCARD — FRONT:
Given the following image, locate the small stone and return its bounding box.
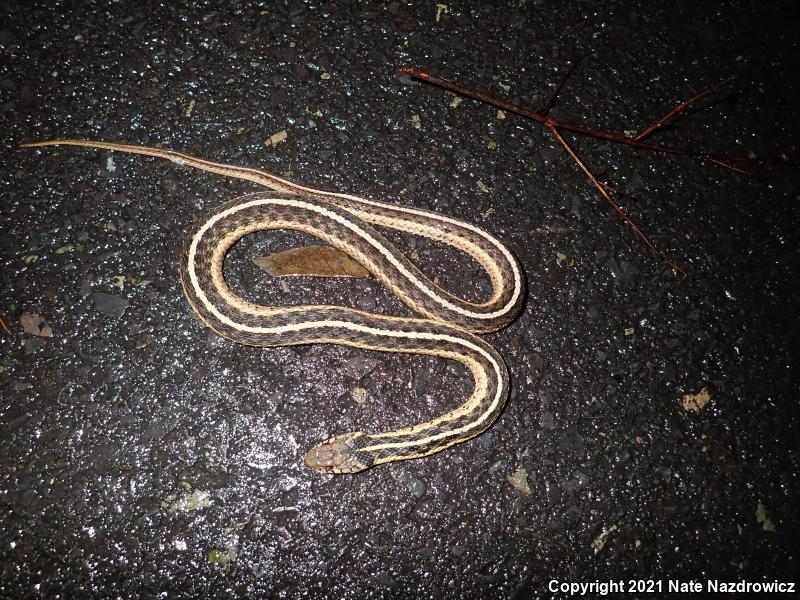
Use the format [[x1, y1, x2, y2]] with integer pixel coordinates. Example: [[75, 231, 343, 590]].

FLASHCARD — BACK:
[[394, 470, 426, 498], [23, 338, 47, 354], [92, 292, 129, 319]]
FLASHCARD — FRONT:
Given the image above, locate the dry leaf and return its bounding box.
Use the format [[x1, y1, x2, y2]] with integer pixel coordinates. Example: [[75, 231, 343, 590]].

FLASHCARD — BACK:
[[20, 312, 53, 337], [253, 245, 371, 278]]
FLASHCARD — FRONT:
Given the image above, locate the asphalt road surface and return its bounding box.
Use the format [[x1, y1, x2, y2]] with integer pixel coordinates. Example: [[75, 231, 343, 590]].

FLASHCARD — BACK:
[[1, 1, 798, 597]]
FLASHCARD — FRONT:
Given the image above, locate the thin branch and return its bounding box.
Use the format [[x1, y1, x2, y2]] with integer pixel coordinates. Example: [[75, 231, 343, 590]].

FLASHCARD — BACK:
[[708, 158, 753, 175], [539, 56, 584, 116], [0, 312, 10, 334], [549, 126, 687, 277], [397, 67, 794, 167], [635, 87, 718, 141], [398, 65, 797, 275]]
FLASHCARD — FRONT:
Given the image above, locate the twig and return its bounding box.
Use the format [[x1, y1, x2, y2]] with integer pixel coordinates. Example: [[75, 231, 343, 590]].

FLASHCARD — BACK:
[[635, 87, 718, 141], [539, 56, 584, 116], [397, 67, 794, 168], [400, 66, 692, 274], [398, 65, 795, 276], [708, 158, 753, 176], [548, 125, 687, 277], [0, 312, 10, 334]]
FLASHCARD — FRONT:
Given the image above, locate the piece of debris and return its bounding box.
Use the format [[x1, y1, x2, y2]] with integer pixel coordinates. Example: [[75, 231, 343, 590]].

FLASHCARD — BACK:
[[161, 482, 213, 514], [129, 275, 152, 287], [399, 64, 782, 277], [352, 386, 369, 404], [208, 547, 235, 566], [682, 386, 711, 412], [756, 502, 776, 532], [20, 312, 53, 337], [253, 245, 371, 278], [265, 129, 288, 147], [208, 532, 238, 568], [507, 466, 532, 496], [591, 524, 618, 554]]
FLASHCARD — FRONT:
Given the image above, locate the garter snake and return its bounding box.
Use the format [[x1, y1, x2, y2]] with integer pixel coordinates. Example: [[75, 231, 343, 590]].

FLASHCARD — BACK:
[[20, 139, 525, 473]]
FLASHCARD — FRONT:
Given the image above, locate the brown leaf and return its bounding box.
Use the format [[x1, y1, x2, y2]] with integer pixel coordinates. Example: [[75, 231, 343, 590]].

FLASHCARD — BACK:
[[253, 245, 372, 278], [20, 312, 53, 337]]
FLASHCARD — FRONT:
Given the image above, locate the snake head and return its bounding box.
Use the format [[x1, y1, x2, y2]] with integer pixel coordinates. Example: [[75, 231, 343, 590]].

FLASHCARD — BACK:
[[305, 432, 373, 474]]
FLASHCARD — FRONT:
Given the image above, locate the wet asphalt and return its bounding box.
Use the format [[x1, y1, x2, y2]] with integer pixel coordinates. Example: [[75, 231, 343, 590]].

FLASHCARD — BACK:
[[1, 1, 798, 598]]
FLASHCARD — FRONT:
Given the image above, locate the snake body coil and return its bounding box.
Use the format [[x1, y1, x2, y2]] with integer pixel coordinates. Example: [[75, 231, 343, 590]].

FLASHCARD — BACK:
[[21, 139, 525, 473]]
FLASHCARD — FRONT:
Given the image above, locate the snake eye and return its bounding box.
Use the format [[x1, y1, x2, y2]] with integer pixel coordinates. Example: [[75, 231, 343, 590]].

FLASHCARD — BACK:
[[304, 432, 373, 474]]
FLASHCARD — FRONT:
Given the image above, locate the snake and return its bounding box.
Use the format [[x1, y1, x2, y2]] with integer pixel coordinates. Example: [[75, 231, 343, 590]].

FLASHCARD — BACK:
[[20, 139, 525, 473]]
